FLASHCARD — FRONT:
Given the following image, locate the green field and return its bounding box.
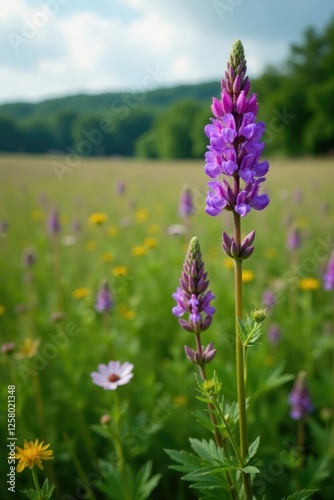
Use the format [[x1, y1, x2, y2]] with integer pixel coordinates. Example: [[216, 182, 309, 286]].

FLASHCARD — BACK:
[[0, 155, 334, 499]]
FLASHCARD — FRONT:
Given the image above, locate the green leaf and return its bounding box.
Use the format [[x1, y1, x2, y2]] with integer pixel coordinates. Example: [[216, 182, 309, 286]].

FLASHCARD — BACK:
[[90, 423, 112, 440], [237, 317, 248, 343], [247, 436, 260, 461], [191, 410, 214, 433], [133, 460, 161, 500], [185, 464, 240, 478], [189, 438, 225, 463], [282, 489, 318, 500], [21, 490, 38, 500], [241, 465, 260, 474]]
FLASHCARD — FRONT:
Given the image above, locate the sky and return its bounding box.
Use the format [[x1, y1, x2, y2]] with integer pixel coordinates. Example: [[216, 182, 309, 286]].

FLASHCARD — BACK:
[[0, 0, 334, 104]]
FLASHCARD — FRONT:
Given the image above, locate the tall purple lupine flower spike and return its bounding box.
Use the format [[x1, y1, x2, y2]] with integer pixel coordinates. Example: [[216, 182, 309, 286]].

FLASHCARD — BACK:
[[204, 40, 269, 220], [288, 371, 314, 420], [172, 237, 215, 334], [323, 251, 334, 290], [172, 237, 216, 366]]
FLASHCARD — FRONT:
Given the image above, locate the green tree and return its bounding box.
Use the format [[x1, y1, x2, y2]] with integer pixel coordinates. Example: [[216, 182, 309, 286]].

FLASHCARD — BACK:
[[0, 115, 21, 152]]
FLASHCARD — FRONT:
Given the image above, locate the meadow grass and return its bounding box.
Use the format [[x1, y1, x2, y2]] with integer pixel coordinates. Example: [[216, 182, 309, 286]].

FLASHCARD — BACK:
[[0, 154, 333, 499]]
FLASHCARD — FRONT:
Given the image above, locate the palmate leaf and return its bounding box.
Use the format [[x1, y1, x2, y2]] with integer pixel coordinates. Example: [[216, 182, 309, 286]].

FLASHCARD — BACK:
[[282, 489, 318, 500], [252, 362, 294, 401], [184, 463, 240, 478], [191, 409, 215, 433]]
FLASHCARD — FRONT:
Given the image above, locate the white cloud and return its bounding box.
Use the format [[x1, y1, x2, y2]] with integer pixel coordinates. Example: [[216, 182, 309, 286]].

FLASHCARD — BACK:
[[0, 0, 333, 102]]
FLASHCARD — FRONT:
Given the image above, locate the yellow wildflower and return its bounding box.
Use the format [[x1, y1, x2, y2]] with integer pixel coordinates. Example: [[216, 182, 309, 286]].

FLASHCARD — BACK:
[[85, 240, 96, 251], [88, 213, 108, 225], [15, 337, 40, 359], [0, 305, 5, 316], [15, 439, 53, 473], [102, 252, 114, 263], [119, 304, 136, 319], [132, 246, 146, 257], [108, 225, 118, 237], [173, 395, 187, 407], [299, 278, 320, 291], [242, 269, 254, 283], [112, 265, 129, 277], [72, 287, 90, 299], [135, 208, 149, 223], [147, 224, 160, 235], [144, 237, 158, 249], [30, 210, 43, 220]]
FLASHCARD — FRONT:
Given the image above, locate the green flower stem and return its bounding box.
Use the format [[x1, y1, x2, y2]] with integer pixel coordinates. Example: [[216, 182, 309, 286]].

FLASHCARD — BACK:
[[233, 206, 253, 500], [211, 394, 243, 467], [31, 468, 42, 500], [196, 335, 238, 500], [112, 391, 131, 500]]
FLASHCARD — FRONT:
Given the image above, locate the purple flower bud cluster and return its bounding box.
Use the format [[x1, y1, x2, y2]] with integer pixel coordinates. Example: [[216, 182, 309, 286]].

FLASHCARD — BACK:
[[179, 186, 195, 218], [288, 371, 314, 420], [222, 229, 255, 260], [95, 281, 114, 313], [323, 251, 334, 291], [184, 342, 216, 366], [204, 40, 269, 218], [172, 237, 215, 334]]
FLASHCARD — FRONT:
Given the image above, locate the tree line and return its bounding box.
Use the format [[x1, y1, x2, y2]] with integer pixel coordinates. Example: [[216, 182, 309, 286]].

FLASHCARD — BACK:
[[1, 16, 333, 158]]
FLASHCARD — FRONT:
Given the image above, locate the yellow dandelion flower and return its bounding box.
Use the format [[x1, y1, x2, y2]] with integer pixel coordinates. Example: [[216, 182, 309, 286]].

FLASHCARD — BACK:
[[132, 245, 146, 257], [112, 265, 129, 277], [119, 304, 136, 319], [85, 240, 96, 251], [102, 252, 114, 263], [0, 305, 5, 316], [242, 269, 254, 283], [15, 439, 54, 473], [72, 287, 90, 299], [30, 210, 43, 220], [299, 278, 320, 291], [135, 208, 149, 223], [88, 213, 108, 225], [173, 395, 188, 407], [15, 337, 40, 359], [108, 225, 118, 237], [145, 237, 158, 249], [265, 248, 277, 259], [147, 224, 160, 235], [223, 258, 234, 270]]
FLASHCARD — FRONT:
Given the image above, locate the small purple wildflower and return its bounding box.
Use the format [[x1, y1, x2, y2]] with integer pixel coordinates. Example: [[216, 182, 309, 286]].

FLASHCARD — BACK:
[[179, 186, 195, 218], [115, 180, 126, 195], [95, 281, 114, 313], [268, 324, 281, 345], [22, 248, 36, 268], [323, 251, 334, 291], [204, 40, 269, 218], [288, 371, 314, 420], [287, 226, 301, 251], [172, 237, 215, 334], [47, 208, 61, 235], [1, 342, 16, 355], [262, 288, 276, 311], [91, 361, 134, 390]]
